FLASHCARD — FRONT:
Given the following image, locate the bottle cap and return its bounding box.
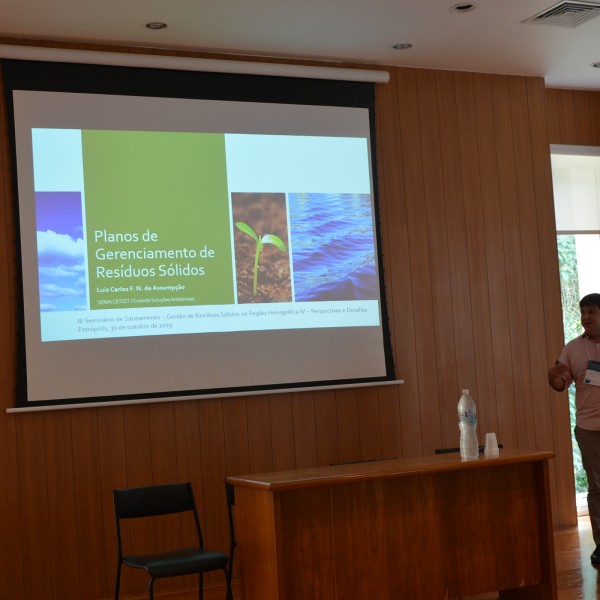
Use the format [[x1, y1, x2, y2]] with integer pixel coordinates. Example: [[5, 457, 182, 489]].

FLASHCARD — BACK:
[[461, 389, 469, 395]]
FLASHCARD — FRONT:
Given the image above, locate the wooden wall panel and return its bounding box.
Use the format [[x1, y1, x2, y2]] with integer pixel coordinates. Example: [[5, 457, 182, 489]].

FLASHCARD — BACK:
[[375, 68, 577, 530], [15, 412, 53, 599], [0, 38, 587, 599], [97, 406, 131, 596], [436, 72, 478, 423], [71, 408, 108, 599], [44, 410, 81, 599], [546, 89, 600, 146], [314, 389, 340, 466], [245, 394, 274, 473], [335, 387, 362, 463], [453, 72, 498, 435], [269, 393, 296, 471], [396, 68, 439, 456], [292, 391, 318, 469], [197, 398, 229, 587], [473, 75, 519, 449], [173, 399, 209, 591], [417, 69, 459, 451], [0, 62, 24, 600], [357, 385, 383, 460], [374, 67, 417, 457]]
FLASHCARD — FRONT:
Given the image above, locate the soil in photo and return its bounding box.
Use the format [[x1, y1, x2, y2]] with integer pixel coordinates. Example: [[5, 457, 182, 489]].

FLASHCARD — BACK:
[[232, 192, 291, 304]]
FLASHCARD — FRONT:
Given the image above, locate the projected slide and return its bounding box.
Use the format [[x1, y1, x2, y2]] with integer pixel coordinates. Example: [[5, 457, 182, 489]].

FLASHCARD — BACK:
[[32, 128, 380, 342], [7, 71, 394, 404]]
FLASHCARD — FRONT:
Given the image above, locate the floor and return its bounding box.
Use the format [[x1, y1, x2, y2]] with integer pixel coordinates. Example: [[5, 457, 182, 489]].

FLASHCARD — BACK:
[[555, 515, 600, 599]]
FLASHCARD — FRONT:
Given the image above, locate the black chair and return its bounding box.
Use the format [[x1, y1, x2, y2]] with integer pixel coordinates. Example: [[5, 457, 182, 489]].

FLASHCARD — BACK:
[[113, 482, 232, 600], [224, 481, 237, 594]]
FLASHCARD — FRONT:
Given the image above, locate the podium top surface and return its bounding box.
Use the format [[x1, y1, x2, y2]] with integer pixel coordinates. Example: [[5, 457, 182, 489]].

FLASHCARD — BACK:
[[226, 449, 555, 492]]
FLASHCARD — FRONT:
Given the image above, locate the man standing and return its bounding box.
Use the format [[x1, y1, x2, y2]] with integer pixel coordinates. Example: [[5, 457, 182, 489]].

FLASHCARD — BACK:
[[549, 292, 600, 565]]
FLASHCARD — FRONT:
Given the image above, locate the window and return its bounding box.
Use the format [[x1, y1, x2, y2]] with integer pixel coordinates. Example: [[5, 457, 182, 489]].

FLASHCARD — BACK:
[[551, 145, 600, 512]]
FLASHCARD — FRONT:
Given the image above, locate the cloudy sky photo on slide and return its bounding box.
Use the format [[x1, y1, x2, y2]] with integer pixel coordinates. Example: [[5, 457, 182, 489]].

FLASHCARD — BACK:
[[35, 191, 87, 312]]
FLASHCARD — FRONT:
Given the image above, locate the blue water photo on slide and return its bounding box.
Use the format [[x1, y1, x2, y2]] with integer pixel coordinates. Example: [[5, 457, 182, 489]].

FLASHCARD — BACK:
[[289, 193, 378, 302]]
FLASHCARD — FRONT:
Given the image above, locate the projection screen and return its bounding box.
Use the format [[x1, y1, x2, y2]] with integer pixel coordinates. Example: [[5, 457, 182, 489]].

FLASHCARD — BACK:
[[3, 58, 395, 407]]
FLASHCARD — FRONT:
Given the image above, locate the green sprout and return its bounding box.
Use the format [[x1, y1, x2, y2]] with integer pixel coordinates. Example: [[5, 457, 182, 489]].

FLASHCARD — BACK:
[[235, 221, 287, 295]]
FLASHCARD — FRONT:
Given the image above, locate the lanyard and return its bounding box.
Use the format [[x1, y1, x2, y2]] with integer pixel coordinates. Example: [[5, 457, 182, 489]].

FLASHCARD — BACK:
[[585, 337, 600, 362]]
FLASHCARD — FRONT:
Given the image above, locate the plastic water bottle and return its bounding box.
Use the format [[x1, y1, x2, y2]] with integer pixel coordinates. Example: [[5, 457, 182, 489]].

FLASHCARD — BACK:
[[458, 389, 479, 461]]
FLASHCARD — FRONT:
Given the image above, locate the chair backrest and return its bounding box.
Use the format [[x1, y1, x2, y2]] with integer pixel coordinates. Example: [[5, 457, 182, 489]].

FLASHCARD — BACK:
[[114, 482, 196, 519], [113, 482, 204, 554]]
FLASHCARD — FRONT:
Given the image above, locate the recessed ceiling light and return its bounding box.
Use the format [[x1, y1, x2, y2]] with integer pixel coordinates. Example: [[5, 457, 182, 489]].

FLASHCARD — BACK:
[[393, 43, 413, 50], [145, 22, 167, 30], [451, 3, 477, 12]]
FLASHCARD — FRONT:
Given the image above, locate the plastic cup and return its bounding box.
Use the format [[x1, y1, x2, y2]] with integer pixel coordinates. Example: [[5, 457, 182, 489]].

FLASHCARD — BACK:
[[484, 432, 499, 458]]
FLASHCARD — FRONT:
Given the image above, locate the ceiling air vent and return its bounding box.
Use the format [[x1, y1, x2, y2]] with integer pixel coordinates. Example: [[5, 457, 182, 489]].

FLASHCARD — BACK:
[[523, 0, 600, 26]]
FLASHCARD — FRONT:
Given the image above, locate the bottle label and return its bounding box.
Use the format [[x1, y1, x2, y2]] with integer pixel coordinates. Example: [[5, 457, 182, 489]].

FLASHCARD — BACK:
[[459, 410, 476, 424]]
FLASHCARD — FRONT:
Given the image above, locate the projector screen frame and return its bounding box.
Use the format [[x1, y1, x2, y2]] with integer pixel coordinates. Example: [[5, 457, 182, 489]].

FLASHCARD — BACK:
[[3, 57, 397, 409]]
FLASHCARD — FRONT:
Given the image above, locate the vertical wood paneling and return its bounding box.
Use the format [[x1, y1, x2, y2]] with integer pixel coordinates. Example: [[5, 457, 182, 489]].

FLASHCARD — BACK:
[[173, 399, 208, 590], [148, 402, 182, 594], [574, 92, 593, 144], [377, 385, 401, 459], [435, 71, 478, 445], [122, 404, 156, 592], [534, 85, 576, 527], [246, 394, 274, 473], [16, 413, 53, 599], [494, 77, 530, 449], [554, 90, 580, 145], [0, 64, 24, 600], [396, 68, 439, 455], [314, 389, 340, 466], [375, 67, 418, 457], [222, 395, 250, 478], [335, 387, 361, 462], [474, 75, 519, 449], [44, 410, 81, 600], [417, 70, 459, 450], [511, 77, 561, 522], [506, 76, 538, 451], [197, 399, 227, 537], [357, 385, 383, 460], [453, 72, 499, 437], [197, 398, 229, 586], [97, 406, 131, 595], [0, 411, 24, 600], [547, 89, 600, 146], [221, 395, 249, 583], [0, 38, 585, 599], [71, 408, 108, 599], [291, 391, 318, 468], [269, 393, 296, 471]]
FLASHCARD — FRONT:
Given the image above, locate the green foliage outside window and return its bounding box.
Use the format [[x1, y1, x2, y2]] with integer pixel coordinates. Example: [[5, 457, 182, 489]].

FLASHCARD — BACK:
[[557, 235, 587, 493]]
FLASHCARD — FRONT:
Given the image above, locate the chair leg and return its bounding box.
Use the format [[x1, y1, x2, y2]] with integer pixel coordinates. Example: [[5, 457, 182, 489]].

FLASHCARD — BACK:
[[225, 567, 233, 600], [198, 572, 204, 600], [149, 577, 155, 600], [114, 562, 121, 600]]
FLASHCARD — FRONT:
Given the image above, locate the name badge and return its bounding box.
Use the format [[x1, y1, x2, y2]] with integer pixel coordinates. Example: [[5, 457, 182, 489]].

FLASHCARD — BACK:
[[584, 360, 600, 386]]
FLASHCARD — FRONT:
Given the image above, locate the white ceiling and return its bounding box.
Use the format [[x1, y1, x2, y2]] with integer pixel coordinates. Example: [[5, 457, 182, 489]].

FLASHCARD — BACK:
[[1, 0, 600, 90]]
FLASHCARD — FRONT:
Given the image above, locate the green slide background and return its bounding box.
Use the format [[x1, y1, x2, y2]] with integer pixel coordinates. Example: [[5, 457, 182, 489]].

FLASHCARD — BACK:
[[83, 130, 234, 308]]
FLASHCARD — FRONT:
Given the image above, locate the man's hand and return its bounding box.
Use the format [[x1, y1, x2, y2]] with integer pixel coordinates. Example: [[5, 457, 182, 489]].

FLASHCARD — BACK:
[[548, 361, 570, 392]]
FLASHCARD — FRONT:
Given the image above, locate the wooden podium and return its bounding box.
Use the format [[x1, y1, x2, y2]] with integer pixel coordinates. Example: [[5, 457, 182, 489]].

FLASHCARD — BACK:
[[226, 450, 557, 600]]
